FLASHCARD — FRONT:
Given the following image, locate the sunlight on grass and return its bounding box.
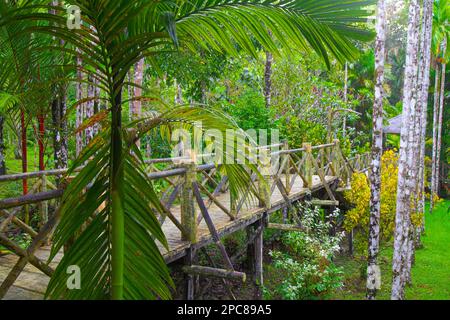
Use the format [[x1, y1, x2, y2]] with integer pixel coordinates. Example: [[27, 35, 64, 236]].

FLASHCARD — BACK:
[[332, 200, 450, 300]]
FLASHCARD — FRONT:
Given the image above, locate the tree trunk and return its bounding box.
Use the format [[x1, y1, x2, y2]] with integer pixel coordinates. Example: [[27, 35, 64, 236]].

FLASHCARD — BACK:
[[127, 68, 134, 121], [435, 37, 447, 196], [20, 111, 28, 195], [392, 0, 421, 301], [52, 96, 68, 172], [416, 0, 433, 245], [343, 62, 349, 139], [430, 62, 441, 212], [76, 53, 84, 157], [85, 73, 95, 144], [367, 0, 386, 300], [175, 79, 183, 105], [111, 82, 125, 300], [38, 114, 45, 171], [131, 58, 144, 148], [264, 51, 273, 109], [0, 115, 5, 175]]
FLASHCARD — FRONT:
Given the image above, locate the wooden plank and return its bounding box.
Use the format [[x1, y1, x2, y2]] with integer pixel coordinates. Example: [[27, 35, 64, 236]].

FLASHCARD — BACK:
[[311, 200, 339, 207], [183, 265, 246, 282], [268, 223, 305, 232]]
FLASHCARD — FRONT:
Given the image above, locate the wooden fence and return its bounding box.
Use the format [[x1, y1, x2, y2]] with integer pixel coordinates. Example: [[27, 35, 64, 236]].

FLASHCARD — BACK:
[[0, 140, 370, 299]]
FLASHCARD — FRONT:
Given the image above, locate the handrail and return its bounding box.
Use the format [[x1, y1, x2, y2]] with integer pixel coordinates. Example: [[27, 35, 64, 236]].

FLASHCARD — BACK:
[[0, 141, 350, 184]]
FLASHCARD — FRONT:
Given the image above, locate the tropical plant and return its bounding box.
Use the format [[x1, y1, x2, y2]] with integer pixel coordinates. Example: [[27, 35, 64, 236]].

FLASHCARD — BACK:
[[267, 205, 344, 300], [2, 0, 375, 300]]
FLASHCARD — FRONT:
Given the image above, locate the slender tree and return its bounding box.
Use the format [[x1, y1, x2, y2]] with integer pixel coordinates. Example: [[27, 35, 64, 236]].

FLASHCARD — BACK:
[[430, 0, 450, 211], [392, 0, 421, 300], [131, 58, 145, 148], [430, 61, 441, 211], [416, 0, 434, 245], [343, 62, 349, 139], [435, 36, 447, 195], [264, 51, 273, 109], [0, 114, 5, 175], [367, 0, 387, 300], [75, 52, 84, 156]]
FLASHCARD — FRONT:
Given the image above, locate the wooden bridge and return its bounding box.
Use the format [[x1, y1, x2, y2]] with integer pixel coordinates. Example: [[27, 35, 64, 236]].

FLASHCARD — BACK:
[[0, 140, 370, 300]]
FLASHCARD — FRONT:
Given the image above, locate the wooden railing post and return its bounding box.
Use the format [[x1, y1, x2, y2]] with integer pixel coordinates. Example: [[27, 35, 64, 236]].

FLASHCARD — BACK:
[[39, 175, 48, 228], [258, 148, 271, 209], [283, 141, 291, 194], [332, 139, 341, 177], [303, 143, 313, 188], [181, 161, 197, 243]]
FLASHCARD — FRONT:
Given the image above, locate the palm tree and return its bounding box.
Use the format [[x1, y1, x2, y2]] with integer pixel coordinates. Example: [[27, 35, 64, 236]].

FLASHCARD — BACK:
[[3, 0, 375, 300]]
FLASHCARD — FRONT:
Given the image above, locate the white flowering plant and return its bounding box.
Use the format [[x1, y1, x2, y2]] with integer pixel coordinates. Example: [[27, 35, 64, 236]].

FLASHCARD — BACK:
[[267, 204, 344, 300]]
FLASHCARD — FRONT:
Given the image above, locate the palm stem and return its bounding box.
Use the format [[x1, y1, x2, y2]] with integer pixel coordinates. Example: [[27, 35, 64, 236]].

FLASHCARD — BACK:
[[111, 84, 125, 300]]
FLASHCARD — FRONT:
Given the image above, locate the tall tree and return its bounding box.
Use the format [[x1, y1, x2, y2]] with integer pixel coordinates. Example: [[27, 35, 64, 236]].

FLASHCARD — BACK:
[[75, 52, 84, 157], [0, 114, 5, 175], [430, 62, 441, 210], [430, 0, 450, 211], [367, 0, 387, 300], [131, 58, 145, 148], [416, 0, 434, 245], [343, 62, 349, 139], [264, 50, 273, 109], [435, 36, 447, 195], [50, 0, 68, 173], [392, 0, 421, 300]]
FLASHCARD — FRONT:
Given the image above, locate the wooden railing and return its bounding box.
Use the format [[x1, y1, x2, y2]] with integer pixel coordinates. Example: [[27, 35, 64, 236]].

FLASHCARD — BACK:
[[0, 140, 370, 298]]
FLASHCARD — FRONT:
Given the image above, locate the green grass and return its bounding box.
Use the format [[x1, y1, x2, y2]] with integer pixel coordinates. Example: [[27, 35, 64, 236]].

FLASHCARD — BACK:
[[332, 200, 450, 300]]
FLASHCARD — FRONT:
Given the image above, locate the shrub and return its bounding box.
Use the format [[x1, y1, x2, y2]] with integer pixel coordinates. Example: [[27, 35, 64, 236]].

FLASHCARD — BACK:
[[343, 150, 423, 254], [267, 205, 344, 300]]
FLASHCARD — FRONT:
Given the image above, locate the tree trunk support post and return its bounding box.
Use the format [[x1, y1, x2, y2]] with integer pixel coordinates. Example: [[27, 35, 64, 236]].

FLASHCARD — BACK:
[[254, 217, 265, 300], [184, 246, 196, 300], [181, 162, 197, 243], [283, 141, 291, 194]]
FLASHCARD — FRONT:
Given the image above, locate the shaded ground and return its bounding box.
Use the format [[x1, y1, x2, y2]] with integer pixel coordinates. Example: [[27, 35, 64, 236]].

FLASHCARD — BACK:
[[332, 200, 450, 300]]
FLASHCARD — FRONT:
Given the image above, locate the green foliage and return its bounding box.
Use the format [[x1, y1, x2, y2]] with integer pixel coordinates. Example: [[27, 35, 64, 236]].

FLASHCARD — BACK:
[[343, 150, 424, 255], [0, 0, 375, 300], [265, 205, 344, 300], [222, 89, 274, 132]]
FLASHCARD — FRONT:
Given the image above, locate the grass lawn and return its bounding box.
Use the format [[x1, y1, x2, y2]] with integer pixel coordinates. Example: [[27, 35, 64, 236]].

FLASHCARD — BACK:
[[332, 200, 450, 300]]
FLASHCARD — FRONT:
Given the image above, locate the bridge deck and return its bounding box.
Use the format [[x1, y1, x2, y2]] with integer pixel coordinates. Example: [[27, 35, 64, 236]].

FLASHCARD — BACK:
[[0, 175, 338, 300]]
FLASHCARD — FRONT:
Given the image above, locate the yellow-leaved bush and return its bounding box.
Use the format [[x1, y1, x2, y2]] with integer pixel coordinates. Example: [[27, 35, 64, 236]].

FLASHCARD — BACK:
[[343, 150, 423, 254]]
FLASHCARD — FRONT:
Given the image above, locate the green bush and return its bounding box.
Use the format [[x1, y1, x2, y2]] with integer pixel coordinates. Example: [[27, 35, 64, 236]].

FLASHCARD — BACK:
[[266, 205, 344, 300]]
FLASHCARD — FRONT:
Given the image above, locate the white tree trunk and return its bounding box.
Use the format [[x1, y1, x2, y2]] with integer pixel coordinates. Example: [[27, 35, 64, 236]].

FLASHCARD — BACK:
[[367, 0, 386, 301], [430, 62, 441, 212], [416, 0, 433, 244], [76, 52, 84, 157], [343, 62, 349, 139], [392, 0, 421, 301], [132, 58, 145, 148], [435, 37, 447, 196], [175, 78, 183, 105], [85, 74, 95, 144]]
